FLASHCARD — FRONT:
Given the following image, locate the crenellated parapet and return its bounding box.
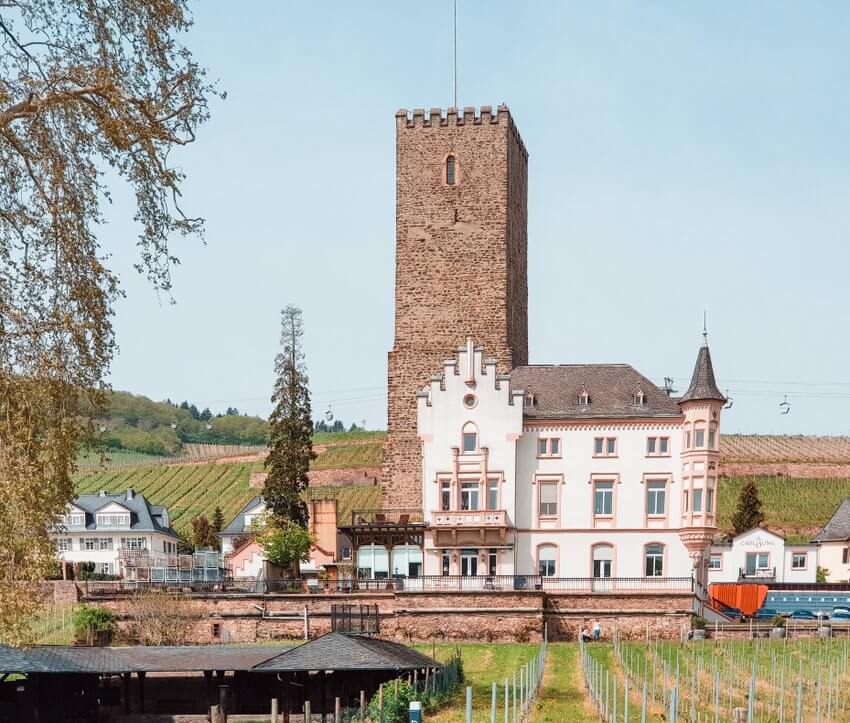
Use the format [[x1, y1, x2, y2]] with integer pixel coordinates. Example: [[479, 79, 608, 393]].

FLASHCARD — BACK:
[[395, 105, 528, 159]]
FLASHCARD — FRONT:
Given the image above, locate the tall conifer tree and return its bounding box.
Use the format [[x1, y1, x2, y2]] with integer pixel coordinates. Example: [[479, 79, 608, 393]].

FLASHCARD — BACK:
[[264, 306, 315, 526], [731, 479, 765, 535]]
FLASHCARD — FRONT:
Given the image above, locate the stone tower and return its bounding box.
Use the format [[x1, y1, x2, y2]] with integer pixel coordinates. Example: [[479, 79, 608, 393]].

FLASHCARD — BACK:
[[385, 105, 529, 509]]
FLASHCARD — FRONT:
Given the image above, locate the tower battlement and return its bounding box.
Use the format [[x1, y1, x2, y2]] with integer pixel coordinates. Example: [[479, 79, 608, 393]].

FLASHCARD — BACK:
[[395, 105, 527, 158]]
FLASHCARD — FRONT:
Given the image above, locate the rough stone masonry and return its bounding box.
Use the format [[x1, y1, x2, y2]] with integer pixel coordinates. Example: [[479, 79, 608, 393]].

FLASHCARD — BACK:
[[385, 105, 529, 509]]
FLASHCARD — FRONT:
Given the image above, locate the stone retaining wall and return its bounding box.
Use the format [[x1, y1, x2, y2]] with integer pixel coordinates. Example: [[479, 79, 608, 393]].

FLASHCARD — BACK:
[[72, 585, 696, 643]]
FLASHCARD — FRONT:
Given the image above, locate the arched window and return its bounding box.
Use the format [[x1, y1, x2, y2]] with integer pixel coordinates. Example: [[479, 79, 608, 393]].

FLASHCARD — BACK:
[[592, 544, 613, 578], [633, 388, 646, 405], [578, 388, 591, 406], [694, 423, 706, 448], [461, 422, 478, 453], [538, 545, 557, 577], [446, 155, 457, 185], [645, 544, 664, 577]]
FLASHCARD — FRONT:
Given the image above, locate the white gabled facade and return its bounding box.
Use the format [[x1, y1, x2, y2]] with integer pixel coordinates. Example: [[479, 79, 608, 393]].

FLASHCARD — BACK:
[[707, 528, 817, 584], [51, 490, 180, 577], [417, 338, 724, 586]]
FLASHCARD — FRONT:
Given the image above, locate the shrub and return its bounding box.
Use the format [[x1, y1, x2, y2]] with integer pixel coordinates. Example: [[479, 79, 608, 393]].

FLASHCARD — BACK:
[[73, 605, 116, 644], [692, 616, 707, 630], [771, 615, 786, 628]]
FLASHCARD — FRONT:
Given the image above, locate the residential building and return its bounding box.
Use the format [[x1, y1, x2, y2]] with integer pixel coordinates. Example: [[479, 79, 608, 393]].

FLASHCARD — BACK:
[[813, 499, 850, 582], [219, 495, 353, 579], [706, 527, 817, 584], [52, 489, 179, 577]]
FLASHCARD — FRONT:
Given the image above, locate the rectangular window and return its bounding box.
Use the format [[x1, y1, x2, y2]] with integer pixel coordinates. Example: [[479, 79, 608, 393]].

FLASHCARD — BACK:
[[97, 562, 113, 575], [692, 489, 703, 513], [462, 432, 477, 453], [685, 431, 691, 448], [844, 548, 849, 565], [83, 538, 97, 551], [539, 557, 556, 577], [487, 479, 499, 510], [96, 513, 130, 527], [211, 622, 221, 639], [440, 480, 451, 511], [537, 438, 561, 457], [645, 545, 664, 577], [488, 548, 497, 576], [708, 554, 722, 570], [341, 547, 352, 561], [538, 483, 558, 517], [55, 538, 72, 552], [706, 482, 715, 513], [791, 553, 807, 570], [646, 436, 670, 456], [645, 481, 667, 516], [460, 482, 479, 511], [67, 513, 85, 527], [121, 537, 147, 550], [695, 428, 706, 448], [708, 428, 716, 448], [593, 481, 614, 516], [683, 489, 689, 512], [593, 437, 617, 457]]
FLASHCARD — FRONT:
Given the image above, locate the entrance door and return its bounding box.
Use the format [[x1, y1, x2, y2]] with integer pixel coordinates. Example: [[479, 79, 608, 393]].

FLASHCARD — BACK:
[[592, 545, 613, 592], [460, 548, 478, 589]]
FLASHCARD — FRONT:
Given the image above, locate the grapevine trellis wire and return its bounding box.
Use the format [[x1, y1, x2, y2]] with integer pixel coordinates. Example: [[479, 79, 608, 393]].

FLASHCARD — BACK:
[[580, 633, 850, 722]]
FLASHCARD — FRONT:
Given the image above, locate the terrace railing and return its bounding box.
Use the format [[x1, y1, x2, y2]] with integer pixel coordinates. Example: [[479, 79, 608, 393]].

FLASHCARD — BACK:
[[347, 509, 424, 526], [265, 575, 695, 595], [739, 567, 776, 581]]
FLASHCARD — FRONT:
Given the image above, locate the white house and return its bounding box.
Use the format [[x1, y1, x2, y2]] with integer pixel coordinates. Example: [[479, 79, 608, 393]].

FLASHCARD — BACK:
[[51, 489, 179, 577], [414, 337, 724, 587], [707, 527, 817, 584], [813, 499, 850, 582]]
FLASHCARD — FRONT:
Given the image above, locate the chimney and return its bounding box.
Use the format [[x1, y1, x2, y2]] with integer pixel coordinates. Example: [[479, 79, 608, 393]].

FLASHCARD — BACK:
[[127, 488, 134, 500]]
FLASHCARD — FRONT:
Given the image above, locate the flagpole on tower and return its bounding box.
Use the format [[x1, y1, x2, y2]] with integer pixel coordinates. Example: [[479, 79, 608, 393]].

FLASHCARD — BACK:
[[453, 0, 458, 108]]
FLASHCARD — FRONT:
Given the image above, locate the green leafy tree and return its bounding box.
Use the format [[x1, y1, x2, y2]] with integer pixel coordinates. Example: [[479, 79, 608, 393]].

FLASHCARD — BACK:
[[731, 479, 766, 535], [191, 514, 217, 550], [256, 516, 314, 570], [264, 306, 316, 526], [0, 0, 216, 644]]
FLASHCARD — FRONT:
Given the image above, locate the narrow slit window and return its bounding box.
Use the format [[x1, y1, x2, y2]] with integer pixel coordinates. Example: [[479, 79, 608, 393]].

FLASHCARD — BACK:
[[446, 155, 457, 185]]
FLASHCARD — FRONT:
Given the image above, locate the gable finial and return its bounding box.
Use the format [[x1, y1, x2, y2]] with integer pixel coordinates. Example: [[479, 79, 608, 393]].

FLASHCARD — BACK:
[[702, 310, 708, 347]]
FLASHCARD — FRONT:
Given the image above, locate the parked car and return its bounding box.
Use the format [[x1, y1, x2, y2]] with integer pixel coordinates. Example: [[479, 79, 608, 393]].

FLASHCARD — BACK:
[[831, 611, 850, 621], [831, 606, 850, 616], [755, 608, 779, 619], [790, 610, 816, 620]]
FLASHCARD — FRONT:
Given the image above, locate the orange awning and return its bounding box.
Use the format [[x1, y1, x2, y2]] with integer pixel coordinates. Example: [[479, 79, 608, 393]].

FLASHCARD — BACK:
[[709, 583, 768, 617]]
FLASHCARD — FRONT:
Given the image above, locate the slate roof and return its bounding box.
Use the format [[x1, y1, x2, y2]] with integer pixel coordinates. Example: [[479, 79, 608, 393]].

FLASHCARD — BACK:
[[679, 345, 725, 404], [220, 495, 264, 536], [511, 364, 681, 420], [0, 637, 437, 675], [254, 632, 439, 672], [64, 491, 178, 537], [813, 498, 850, 542]]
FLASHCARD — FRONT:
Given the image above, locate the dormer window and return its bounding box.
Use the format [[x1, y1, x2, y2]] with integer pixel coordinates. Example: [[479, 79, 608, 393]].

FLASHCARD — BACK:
[[66, 512, 85, 527], [96, 512, 130, 527], [633, 388, 646, 405], [524, 393, 537, 407], [578, 389, 590, 406], [446, 155, 457, 185]]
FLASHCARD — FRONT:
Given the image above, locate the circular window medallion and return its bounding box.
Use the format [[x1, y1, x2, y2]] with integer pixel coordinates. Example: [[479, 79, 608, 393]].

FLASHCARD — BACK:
[[463, 394, 477, 409]]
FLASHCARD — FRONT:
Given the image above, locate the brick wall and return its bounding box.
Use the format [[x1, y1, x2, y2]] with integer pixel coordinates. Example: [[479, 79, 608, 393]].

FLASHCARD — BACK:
[[385, 106, 529, 510]]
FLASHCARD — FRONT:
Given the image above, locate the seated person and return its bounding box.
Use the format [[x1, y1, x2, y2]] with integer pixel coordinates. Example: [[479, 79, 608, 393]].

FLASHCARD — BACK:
[[580, 627, 592, 643]]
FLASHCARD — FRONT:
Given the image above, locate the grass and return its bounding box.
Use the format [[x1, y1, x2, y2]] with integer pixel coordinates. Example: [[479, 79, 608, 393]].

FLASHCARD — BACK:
[[717, 476, 850, 536], [29, 604, 77, 645], [532, 644, 596, 722], [312, 442, 383, 470]]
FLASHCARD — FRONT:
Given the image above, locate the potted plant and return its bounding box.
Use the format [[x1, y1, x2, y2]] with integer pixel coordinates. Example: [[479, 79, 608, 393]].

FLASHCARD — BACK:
[[769, 614, 786, 639], [691, 616, 707, 640]]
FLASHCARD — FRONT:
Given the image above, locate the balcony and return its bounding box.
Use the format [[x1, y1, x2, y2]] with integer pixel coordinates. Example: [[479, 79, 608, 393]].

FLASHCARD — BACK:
[[739, 567, 776, 582], [430, 509, 507, 527], [345, 509, 424, 528]]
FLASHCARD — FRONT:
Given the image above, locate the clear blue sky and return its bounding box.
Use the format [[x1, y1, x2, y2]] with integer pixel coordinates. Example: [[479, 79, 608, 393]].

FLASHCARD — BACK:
[[103, 2, 850, 435]]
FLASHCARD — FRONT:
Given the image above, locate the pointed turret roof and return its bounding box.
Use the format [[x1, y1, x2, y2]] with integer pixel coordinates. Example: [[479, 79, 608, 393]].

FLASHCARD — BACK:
[[679, 344, 725, 404]]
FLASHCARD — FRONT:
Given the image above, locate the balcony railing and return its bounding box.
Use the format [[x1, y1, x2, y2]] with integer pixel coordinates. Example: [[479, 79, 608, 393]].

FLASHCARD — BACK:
[[430, 509, 507, 527], [739, 567, 776, 581], [263, 575, 695, 595], [347, 509, 424, 526]]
